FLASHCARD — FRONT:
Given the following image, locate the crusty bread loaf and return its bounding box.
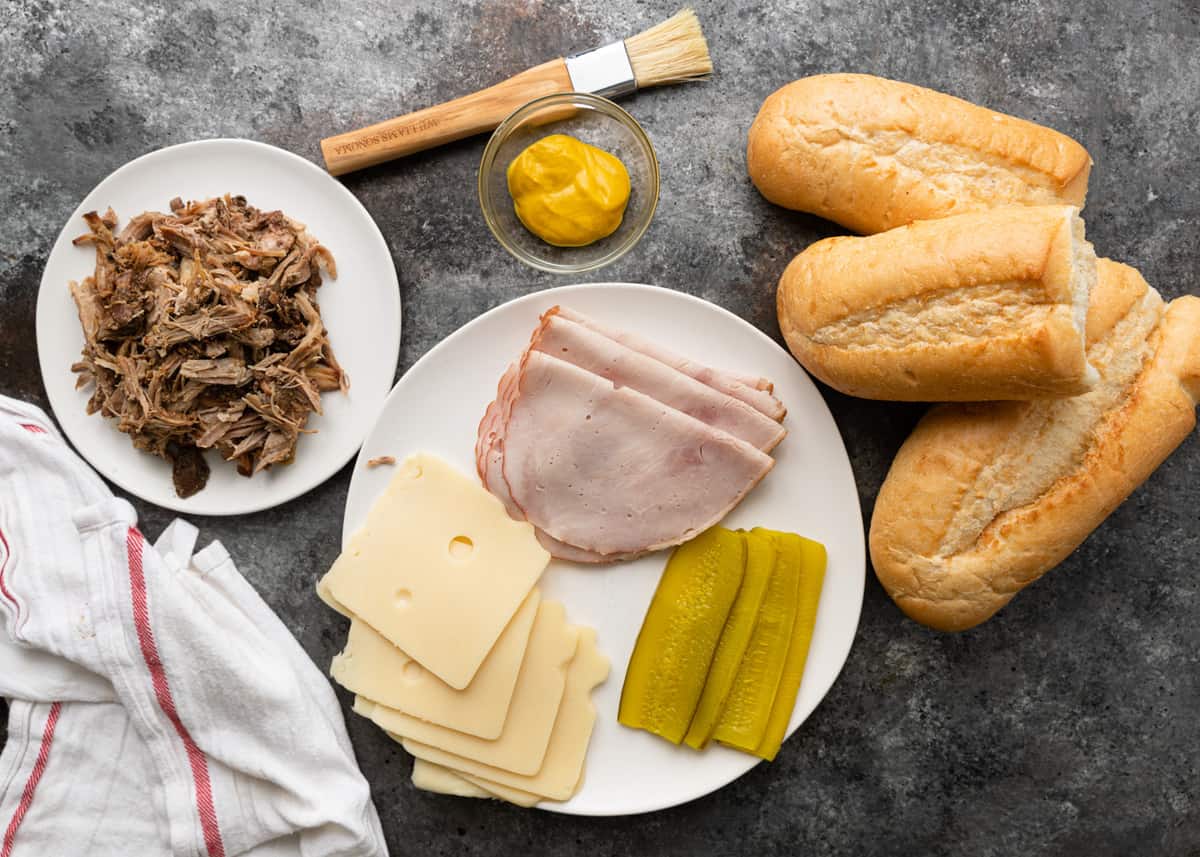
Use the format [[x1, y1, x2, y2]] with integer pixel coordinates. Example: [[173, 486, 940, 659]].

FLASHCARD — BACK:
[[747, 74, 1093, 234], [777, 205, 1098, 401], [870, 260, 1200, 631]]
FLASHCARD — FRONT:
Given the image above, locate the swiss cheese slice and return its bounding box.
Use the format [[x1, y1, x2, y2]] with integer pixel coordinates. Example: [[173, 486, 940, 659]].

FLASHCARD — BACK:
[[316, 573, 350, 617], [332, 590, 540, 740], [319, 453, 549, 689], [454, 771, 542, 808], [357, 599, 578, 776], [411, 760, 541, 807], [410, 759, 495, 799], [400, 627, 610, 801]]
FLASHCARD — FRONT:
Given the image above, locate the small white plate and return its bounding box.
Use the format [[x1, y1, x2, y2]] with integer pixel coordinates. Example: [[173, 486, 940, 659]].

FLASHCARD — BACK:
[[36, 139, 401, 515], [344, 283, 865, 816]]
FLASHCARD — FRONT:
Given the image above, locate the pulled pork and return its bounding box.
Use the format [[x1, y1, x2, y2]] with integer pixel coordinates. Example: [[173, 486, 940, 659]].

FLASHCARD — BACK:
[[69, 195, 347, 498]]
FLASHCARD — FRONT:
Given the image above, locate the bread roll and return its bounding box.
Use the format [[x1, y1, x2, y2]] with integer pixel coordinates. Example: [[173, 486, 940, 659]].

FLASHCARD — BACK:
[[870, 260, 1200, 631], [777, 205, 1097, 401], [747, 74, 1092, 234]]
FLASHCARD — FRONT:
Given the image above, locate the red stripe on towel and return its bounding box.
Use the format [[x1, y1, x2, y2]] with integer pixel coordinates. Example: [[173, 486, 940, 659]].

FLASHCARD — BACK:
[[126, 527, 226, 857], [16, 424, 45, 435], [0, 528, 18, 622], [0, 702, 63, 857]]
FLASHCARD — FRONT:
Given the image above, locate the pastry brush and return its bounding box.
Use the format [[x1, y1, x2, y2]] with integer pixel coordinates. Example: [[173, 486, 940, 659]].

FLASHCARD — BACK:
[[320, 8, 712, 176]]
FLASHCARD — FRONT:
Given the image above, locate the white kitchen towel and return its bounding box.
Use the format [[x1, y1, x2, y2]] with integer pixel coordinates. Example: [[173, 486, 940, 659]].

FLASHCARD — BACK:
[[0, 397, 387, 857], [0, 700, 169, 855]]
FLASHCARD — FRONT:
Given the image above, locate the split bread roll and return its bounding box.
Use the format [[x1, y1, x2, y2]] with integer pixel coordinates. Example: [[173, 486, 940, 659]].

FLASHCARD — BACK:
[[870, 259, 1200, 631], [747, 73, 1092, 234], [777, 205, 1098, 401]]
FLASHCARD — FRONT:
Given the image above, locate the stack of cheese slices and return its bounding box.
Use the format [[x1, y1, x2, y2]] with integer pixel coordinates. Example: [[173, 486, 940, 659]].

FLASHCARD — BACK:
[[317, 453, 609, 806]]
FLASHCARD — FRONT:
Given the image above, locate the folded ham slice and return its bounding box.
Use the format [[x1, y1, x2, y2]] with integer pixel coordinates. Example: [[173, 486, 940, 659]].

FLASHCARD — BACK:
[[477, 306, 787, 563], [554, 307, 786, 421], [479, 362, 664, 563], [529, 312, 787, 452], [500, 352, 775, 558], [475, 363, 519, 489]]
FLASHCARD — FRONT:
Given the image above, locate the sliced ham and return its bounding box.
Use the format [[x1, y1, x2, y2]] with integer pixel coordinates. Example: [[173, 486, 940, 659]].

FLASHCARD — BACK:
[[475, 362, 519, 486], [500, 352, 774, 558], [476, 306, 788, 563], [490, 443, 641, 561], [529, 313, 787, 453], [553, 306, 786, 421], [477, 362, 637, 562]]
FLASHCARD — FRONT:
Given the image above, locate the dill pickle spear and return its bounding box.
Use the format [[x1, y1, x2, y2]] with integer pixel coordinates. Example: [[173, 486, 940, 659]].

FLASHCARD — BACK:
[[618, 526, 746, 744], [683, 530, 776, 749], [755, 534, 827, 761], [712, 528, 801, 753]]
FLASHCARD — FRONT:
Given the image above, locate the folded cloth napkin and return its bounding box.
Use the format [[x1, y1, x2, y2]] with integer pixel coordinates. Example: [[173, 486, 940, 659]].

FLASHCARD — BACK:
[[0, 396, 387, 857]]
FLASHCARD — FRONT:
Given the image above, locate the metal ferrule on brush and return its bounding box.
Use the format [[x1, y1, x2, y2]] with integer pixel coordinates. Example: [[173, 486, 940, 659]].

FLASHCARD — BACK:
[[565, 41, 637, 97]]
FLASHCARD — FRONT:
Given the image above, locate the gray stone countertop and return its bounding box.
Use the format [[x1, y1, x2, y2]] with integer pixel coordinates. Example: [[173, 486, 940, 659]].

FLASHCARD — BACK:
[[1, 1, 1198, 854]]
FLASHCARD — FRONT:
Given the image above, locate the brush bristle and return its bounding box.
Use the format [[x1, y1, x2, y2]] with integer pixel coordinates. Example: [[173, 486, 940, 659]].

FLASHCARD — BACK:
[[624, 9, 712, 89]]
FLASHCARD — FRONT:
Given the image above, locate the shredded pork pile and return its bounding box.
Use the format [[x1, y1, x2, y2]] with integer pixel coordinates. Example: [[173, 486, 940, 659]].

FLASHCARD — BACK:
[[69, 195, 347, 498]]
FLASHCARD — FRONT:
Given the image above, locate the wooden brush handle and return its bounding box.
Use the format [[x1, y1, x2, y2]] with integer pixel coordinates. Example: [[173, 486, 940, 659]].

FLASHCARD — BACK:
[[320, 59, 573, 176]]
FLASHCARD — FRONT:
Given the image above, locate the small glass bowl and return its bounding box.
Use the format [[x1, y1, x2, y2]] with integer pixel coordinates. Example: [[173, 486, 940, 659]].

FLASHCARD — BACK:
[[479, 92, 659, 274]]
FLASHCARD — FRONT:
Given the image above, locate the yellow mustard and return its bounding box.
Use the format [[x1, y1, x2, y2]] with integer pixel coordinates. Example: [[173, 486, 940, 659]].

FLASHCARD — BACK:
[[506, 134, 631, 247]]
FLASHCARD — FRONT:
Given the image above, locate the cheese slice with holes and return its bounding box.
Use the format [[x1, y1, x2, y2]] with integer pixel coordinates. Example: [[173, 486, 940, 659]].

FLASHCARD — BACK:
[[411, 760, 541, 807], [319, 453, 549, 689], [332, 589, 540, 739], [356, 599, 579, 775], [399, 628, 609, 800]]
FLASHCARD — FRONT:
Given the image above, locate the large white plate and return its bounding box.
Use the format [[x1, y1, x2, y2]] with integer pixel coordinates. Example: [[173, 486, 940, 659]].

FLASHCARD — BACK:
[[344, 283, 865, 816], [36, 139, 401, 515]]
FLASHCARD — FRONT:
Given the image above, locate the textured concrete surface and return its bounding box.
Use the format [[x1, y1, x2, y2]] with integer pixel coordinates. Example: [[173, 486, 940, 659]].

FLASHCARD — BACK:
[[2, 0, 1199, 854]]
